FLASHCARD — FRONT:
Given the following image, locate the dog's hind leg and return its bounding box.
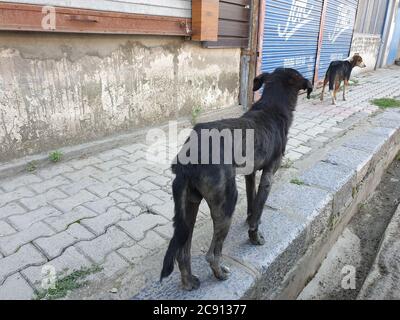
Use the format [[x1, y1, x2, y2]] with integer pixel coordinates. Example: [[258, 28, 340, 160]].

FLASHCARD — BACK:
[[343, 79, 348, 101], [177, 188, 202, 291], [245, 173, 256, 221], [206, 180, 238, 281], [247, 169, 274, 245], [320, 77, 328, 102]]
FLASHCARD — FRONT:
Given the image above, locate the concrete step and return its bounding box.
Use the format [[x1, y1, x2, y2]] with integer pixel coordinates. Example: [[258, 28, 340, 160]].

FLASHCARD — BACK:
[[68, 108, 400, 300], [357, 204, 400, 300]]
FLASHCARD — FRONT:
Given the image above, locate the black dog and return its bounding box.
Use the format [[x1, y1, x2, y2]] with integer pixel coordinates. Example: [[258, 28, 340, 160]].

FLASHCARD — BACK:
[[320, 53, 366, 105], [161, 68, 313, 290]]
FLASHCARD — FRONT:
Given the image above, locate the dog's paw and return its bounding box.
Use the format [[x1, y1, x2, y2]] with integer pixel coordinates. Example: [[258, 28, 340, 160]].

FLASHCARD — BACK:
[[249, 230, 266, 246], [213, 265, 230, 281], [182, 275, 201, 291]]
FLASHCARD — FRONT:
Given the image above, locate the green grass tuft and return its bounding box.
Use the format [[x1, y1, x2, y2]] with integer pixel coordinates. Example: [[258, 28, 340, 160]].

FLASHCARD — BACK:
[[49, 151, 63, 163], [191, 106, 203, 125], [27, 161, 38, 172], [371, 98, 400, 109], [290, 178, 305, 186], [34, 265, 102, 300]]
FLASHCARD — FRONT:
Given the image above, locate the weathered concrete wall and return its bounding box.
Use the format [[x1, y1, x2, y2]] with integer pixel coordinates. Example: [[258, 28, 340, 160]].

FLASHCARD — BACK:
[[0, 32, 240, 162], [350, 33, 381, 76]]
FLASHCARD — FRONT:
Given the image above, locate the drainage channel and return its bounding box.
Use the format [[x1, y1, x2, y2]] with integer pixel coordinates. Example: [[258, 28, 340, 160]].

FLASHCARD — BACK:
[[297, 156, 400, 300]]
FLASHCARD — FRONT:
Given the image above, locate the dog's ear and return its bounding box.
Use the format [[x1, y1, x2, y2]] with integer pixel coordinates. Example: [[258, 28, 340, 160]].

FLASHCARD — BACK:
[[253, 73, 270, 92]]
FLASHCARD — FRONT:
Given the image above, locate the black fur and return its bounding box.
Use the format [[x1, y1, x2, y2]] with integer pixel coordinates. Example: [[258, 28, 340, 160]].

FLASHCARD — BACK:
[[161, 68, 313, 290]]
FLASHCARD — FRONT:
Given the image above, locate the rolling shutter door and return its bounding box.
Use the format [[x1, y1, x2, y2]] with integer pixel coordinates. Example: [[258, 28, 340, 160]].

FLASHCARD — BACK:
[[317, 0, 359, 79], [261, 0, 324, 80]]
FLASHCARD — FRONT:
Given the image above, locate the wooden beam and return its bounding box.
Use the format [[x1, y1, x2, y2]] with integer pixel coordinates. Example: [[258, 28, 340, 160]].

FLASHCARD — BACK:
[[192, 0, 219, 41], [0, 2, 192, 36]]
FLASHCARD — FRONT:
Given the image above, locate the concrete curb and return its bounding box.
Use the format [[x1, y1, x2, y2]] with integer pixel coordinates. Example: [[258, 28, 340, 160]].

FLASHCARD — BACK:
[[131, 109, 400, 300]]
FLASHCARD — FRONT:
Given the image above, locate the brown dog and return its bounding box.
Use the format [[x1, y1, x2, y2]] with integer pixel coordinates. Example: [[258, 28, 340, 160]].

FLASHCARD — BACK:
[[320, 53, 366, 105]]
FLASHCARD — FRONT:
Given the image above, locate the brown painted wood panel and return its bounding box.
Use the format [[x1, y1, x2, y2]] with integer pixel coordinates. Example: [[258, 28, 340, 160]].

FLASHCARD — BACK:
[[219, 2, 250, 22], [0, 2, 192, 36], [192, 0, 219, 41], [203, 0, 250, 48], [221, 0, 251, 6]]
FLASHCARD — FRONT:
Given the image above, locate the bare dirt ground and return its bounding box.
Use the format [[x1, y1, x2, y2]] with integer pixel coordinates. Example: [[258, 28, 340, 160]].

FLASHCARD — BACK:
[[298, 155, 400, 300]]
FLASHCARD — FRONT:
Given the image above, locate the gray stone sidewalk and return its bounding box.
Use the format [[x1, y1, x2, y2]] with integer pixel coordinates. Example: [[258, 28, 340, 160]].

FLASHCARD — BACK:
[[0, 67, 399, 300]]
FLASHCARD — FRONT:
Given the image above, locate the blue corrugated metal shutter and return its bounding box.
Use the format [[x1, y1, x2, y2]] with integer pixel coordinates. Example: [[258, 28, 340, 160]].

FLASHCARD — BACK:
[[318, 0, 359, 79], [261, 0, 324, 80]]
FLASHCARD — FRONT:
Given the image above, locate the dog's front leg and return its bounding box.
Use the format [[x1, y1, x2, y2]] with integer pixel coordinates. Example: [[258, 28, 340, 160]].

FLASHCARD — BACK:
[[247, 169, 273, 245], [245, 173, 256, 221]]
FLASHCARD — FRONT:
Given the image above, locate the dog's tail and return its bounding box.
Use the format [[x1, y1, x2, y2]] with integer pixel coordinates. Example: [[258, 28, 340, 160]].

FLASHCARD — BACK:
[[160, 172, 189, 282], [326, 66, 336, 91]]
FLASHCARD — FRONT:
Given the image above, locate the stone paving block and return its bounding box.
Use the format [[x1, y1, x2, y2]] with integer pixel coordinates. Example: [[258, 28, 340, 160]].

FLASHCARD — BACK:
[[68, 157, 102, 170], [301, 162, 355, 192], [295, 145, 312, 155], [83, 197, 116, 214], [63, 166, 103, 182], [114, 188, 140, 201], [36, 164, 74, 180], [325, 146, 372, 182], [223, 208, 307, 275], [134, 255, 255, 300], [86, 178, 129, 198], [267, 183, 332, 221], [1, 174, 42, 192], [285, 151, 303, 162], [9, 206, 62, 231], [0, 202, 26, 220], [95, 159, 128, 171], [45, 206, 97, 232], [29, 176, 70, 194], [75, 226, 134, 264], [21, 246, 92, 290], [118, 214, 168, 241], [118, 168, 157, 185], [97, 148, 129, 161], [0, 272, 35, 300], [151, 202, 174, 220], [0, 221, 16, 237], [118, 204, 143, 217], [81, 207, 130, 235], [109, 191, 131, 204], [137, 193, 165, 208], [20, 188, 68, 211], [368, 126, 396, 138], [34, 224, 95, 260], [146, 175, 172, 187], [0, 222, 54, 256], [134, 180, 160, 193], [300, 161, 356, 215], [117, 244, 149, 265], [139, 230, 166, 251], [287, 138, 303, 148], [150, 189, 172, 203], [59, 177, 99, 196], [52, 190, 99, 213], [93, 167, 127, 183], [119, 143, 147, 154], [154, 223, 174, 239], [0, 244, 46, 285], [0, 188, 35, 208], [96, 252, 130, 278], [344, 133, 386, 153]]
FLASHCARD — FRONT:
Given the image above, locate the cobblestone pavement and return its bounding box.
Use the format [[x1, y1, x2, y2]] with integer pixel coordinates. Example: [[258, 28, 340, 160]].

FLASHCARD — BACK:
[[0, 67, 399, 299]]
